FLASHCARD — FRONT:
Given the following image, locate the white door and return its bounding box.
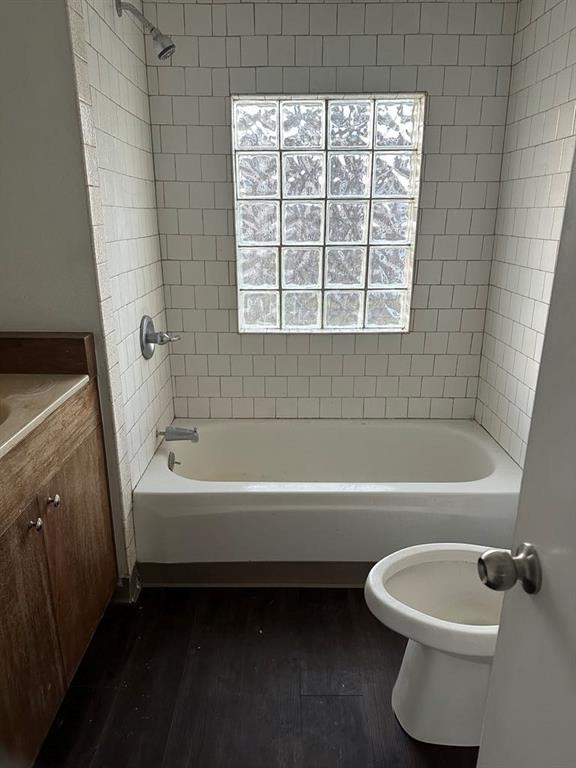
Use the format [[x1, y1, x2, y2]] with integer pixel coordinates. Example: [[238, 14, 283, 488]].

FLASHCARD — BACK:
[[478, 163, 576, 766]]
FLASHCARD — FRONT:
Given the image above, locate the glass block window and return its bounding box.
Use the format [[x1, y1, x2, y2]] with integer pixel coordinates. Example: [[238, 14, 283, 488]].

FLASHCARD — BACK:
[[232, 95, 425, 333]]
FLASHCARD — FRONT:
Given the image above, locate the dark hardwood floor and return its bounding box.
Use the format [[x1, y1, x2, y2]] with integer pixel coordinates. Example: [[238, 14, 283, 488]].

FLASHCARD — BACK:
[[35, 588, 478, 768]]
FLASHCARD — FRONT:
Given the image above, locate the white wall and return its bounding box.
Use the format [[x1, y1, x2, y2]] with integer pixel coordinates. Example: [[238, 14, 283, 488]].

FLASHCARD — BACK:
[[0, 0, 132, 577], [145, 0, 517, 421], [476, 0, 576, 466], [0, 0, 102, 335]]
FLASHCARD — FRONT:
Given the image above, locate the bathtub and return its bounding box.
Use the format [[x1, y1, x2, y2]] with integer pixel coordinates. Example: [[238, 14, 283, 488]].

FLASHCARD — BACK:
[[133, 419, 521, 580]]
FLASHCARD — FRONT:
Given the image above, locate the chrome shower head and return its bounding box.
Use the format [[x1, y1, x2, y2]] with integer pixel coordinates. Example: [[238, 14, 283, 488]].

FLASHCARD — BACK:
[[152, 29, 176, 61], [116, 0, 176, 61]]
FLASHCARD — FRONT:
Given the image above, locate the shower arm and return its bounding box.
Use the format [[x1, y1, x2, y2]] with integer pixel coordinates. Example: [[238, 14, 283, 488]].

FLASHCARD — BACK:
[[115, 0, 156, 34]]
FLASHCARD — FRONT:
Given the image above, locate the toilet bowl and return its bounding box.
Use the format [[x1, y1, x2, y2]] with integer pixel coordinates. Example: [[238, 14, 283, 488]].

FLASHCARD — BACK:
[[365, 543, 503, 747]]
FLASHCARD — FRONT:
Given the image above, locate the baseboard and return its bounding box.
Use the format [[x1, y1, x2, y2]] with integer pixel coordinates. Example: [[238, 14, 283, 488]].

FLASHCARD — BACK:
[[113, 564, 142, 603], [138, 561, 374, 588]]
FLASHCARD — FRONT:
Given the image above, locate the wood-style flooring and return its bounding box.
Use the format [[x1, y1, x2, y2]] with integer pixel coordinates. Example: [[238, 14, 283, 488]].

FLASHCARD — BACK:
[[35, 588, 478, 768]]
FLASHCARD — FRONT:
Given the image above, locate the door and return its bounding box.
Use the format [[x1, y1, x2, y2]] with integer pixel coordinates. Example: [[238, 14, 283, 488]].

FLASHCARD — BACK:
[[0, 499, 65, 764], [478, 164, 576, 765], [41, 428, 117, 684]]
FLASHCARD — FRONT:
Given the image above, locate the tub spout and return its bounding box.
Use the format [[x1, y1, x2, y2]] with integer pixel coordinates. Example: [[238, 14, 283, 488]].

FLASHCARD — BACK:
[[158, 426, 199, 443]]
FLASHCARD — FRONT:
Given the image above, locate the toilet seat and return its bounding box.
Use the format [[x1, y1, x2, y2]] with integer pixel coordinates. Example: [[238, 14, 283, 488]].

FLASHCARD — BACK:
[[365, 543, 503, 657], [365, 543, 504, 747]]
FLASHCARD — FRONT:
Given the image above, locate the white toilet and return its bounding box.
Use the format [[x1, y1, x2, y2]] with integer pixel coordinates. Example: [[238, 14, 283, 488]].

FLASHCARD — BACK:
[[365, 543, 503, 747]]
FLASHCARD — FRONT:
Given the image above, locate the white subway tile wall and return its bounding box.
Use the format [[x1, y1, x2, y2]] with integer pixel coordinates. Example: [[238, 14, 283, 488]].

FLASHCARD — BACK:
[[145, 0, 516, 422], [145, 2, 516, 418], [66, 0, 576, 485], [66, 0, 132, 574], [65, 0, 174, 573], [83, 0, 173, 490], [476, 0, 576, 466]]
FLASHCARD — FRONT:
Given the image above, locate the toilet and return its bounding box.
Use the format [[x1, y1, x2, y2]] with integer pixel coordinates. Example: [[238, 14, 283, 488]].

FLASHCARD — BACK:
[[364, 543, 503, 747]]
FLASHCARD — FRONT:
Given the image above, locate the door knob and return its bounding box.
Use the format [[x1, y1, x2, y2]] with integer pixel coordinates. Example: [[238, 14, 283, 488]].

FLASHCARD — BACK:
[[28, 517, 43, 531], [478, 543, 542, 594], [47, 494, 61, 508]]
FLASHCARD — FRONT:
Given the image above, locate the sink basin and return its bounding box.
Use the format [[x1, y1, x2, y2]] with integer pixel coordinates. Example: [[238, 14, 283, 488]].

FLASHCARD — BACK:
[[0, 373, 89, 460]]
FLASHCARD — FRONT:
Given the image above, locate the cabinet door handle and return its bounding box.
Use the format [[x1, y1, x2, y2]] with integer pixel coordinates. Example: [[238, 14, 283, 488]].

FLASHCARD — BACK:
[[47, 494, 61, 508], [28, 517, 44, 531]]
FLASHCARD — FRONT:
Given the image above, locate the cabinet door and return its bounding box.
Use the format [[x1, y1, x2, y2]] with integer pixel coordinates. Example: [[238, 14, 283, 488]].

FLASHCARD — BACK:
[[41, 428, 117, 684], [0, 499, 65, 765]]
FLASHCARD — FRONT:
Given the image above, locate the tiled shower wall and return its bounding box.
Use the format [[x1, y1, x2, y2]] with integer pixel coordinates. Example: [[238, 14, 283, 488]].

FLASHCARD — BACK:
[[65, 0, 175, 574], [145, 0, 516, 421], [83, 0, 174, 483], [476, 0, 576, 467]]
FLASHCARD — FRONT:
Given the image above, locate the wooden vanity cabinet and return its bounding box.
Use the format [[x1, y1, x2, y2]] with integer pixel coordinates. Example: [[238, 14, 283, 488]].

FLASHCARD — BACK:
[[0, 499, 65, 764], [41, 428, 117, 684], [0, 378, 117, 766]]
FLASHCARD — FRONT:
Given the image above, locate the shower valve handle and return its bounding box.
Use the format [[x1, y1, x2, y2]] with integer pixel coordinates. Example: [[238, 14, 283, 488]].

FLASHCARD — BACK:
[[147, 330, 181, 346], [140, 315, 180, 359]]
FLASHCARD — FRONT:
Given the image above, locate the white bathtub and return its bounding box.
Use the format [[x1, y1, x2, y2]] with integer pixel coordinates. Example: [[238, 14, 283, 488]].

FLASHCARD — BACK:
[[133, 419, 521, 570]]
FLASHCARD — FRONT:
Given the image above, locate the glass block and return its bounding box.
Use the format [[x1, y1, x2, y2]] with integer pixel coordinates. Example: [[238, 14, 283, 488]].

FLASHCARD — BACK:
[[236, 153, 280, 199], [324, 291, 364, 329], [328, 101, 373, 149], [368, 247, 410, 288], [232, 96, 422, 333], [281, 101, 325, 149], [373, 153, 415, 198], [328, 153, 371, 197], [283, 153, 325, 198], [283, 290, 321, 329], [236, 201, 280, 245], [375, 100, 417, 148], [239, 291, 279, 330], [325, 247, 366, 288], [365, 290, 407, 329], [370, 200, 411, 244], [327, 201, 369, 244], [282, 248, 322, 288], [234, 101, 279, 149], [282, 201, 324, 245], [237, 248, 278, 289]]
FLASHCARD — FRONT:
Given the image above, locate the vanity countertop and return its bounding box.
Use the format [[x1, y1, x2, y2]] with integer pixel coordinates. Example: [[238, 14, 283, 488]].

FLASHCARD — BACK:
[[0, 373, 89, 461]]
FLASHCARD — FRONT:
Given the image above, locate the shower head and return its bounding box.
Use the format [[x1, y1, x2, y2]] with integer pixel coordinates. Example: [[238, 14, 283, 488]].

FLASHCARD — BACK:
[[115, 0, 176, 61], [152, 29, 176, 61]]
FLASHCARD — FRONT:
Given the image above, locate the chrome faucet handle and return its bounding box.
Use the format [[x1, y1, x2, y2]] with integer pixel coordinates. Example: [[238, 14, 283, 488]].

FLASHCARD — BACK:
[[147, 330, 181, 345], [140, 315, 180, 359]]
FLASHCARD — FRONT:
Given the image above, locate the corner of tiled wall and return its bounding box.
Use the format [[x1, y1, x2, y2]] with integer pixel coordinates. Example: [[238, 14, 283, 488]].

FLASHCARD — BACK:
[[64, 0, 175, 575], [476, 0, 576, 467]]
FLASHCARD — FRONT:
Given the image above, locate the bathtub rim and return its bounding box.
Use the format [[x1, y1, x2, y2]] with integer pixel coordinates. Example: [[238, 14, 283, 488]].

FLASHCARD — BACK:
[[135, 418, 521, 497]]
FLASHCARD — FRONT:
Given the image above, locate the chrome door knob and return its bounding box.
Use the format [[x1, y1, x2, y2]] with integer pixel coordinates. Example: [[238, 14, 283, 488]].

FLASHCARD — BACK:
[[47, 494, 61, 508], [28, 517, 43, 531], [478, 543, 542, 595]]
